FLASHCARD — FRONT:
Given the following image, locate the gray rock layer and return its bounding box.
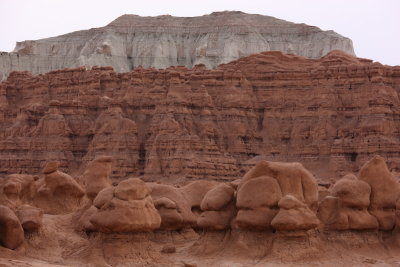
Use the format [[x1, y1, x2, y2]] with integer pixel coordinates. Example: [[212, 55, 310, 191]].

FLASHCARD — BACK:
[[0, 11, 355, 80]]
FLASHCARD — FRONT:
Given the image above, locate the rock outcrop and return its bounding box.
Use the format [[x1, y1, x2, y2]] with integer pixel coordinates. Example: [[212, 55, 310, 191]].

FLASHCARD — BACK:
[[359, 156, 400, 230], [33, 161, 85, 214], [235, 160, 319, 230], [15, 205, 43, 232], [150, 180, 216, 230], [0, 174, 36, 209], [0, 205, 24, 249], [197, 183, 235, 230], [1, 51, 400, 182], [0, 11, 355, 81], [2, 51, 400, 183], [235, 176, 281, 229], [83, 156, 113, 201], [90, 178, 161, 232], [318, 174, 379, 230], [0, 155, 399, 259], [271, 195, 319, 230]]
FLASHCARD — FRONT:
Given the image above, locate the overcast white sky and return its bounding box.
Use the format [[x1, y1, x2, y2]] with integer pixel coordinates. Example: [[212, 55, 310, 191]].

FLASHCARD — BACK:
[[0, 0, 399, 65]]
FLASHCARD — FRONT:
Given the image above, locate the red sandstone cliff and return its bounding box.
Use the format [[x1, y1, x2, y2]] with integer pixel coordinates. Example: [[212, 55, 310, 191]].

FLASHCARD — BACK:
[[1, 50, 400, 182]]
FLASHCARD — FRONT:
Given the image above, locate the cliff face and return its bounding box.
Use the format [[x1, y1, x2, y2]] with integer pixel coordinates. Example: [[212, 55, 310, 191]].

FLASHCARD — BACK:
[[0, 11, 355, 81], [1, 50, 399, 182]]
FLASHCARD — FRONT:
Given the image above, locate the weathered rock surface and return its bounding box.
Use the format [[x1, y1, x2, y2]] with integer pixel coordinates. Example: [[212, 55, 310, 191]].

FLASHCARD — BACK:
[[33, 161, 85, 214], [0, 155, 399, 265], [235, 160, 319, 230], [83, 156, 113, 201], [1, 51, 400, 183], [318, 174, 379, 230], [0, 174, 36, 209], [240, 161, 319, 209], [0, 205, 24, 249], [149, 180, 216, 230], [90, 178, 161, 232], [197, 183, 235, 230], [271, 195, 320, 230], [0, 11, 355, 81], [359, 156, 400, 230], [235, 176, 281, 229], [200, 183, 234, 211], [15, 204, 43, 232]]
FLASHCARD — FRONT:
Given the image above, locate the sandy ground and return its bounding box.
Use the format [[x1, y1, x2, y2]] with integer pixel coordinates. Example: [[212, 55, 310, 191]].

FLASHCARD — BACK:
[[1, 214, 400, 267]]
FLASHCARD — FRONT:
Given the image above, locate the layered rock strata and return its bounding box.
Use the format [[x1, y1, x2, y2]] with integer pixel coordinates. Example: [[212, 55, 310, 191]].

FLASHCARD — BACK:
[[0, 11, 355, 80], [1, 51, 400, 181]]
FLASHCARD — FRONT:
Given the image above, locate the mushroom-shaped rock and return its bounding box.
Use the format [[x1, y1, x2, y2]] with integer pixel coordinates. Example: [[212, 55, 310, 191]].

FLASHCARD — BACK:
[[359, 156, 400, 230], [33, 161, 85, 214], [90, 178, 161, 232], [318, 174, 378, 230], [235, 176, 281, 229], [15, 205, 43, 232], [240, 160, 318, 209], [84, 156, 113, 201], [271, 195, 319, 230], [0, 205, 24, 250]]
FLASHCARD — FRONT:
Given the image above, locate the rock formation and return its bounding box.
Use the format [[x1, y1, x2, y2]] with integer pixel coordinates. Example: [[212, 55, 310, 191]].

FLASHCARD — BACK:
[[150, 180, 216, 230], [0, 11, 355, 80], [15, 204, 43, 232], [235, 160, 319, 230], [359, 156, 400, 230], [0, 174, 36, 209], [317, 174, 379, 230], [271, 195, 319, 230], [240, 161, 318, 208], [90, 178, 161, 232], [0, 205, 24, 249], [33, 161, 85, 214], [236, 176, 281, 229], [0, 156, 399, 267], [83, 155, 113, 200], [197, 183, 235, 230], [1, 51, 400, 182]]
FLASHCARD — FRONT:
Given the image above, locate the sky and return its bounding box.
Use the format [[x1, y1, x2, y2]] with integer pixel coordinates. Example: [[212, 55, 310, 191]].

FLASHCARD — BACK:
[[0, 0, 399, 66]]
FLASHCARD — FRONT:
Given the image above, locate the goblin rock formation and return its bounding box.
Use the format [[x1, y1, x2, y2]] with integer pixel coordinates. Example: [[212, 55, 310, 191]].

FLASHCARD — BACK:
[[90, 178, 161, 233], [317, 174, 379, 230], [0, 11, 355, 80], [1, 51, 400, 182], [235, 160, 319, 230], [0, 155, 399, 267], [34, 161, 85, 214], [0, 156, 399, 260], [359, 156, 400, 230]]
